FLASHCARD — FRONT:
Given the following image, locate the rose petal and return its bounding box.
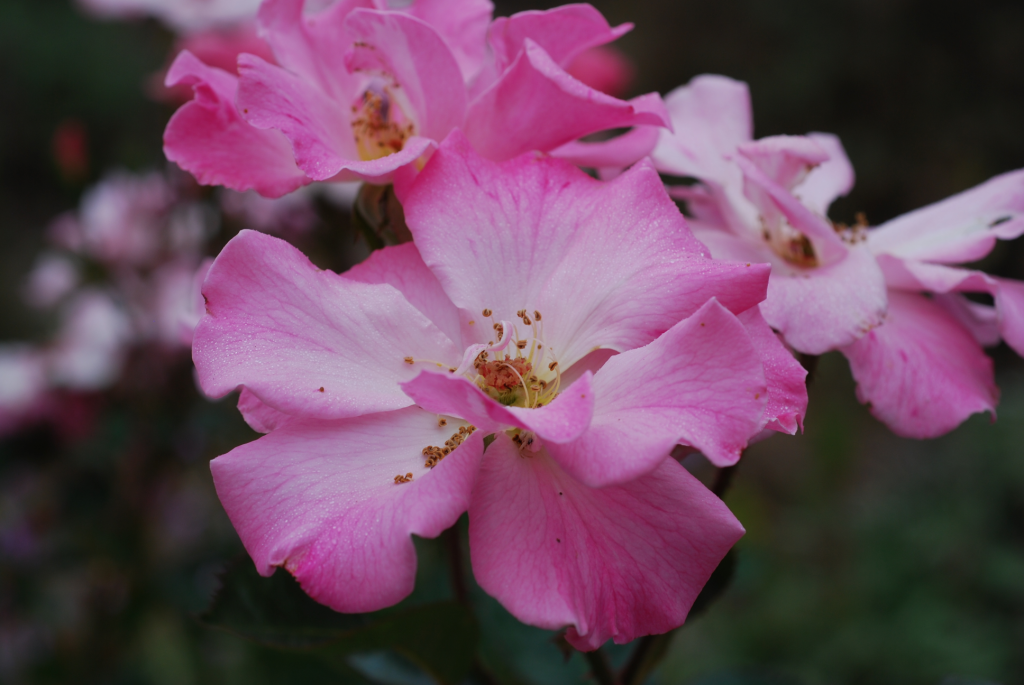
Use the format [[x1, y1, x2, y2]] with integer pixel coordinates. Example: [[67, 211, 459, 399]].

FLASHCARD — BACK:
[[761, 243, 888, 355], [841, 291, 997, 438], [405, 131, 770, 367], [164, 51, 310, 198], [468, 434, 744, 651], [193, 230, 460, 419], [212, 407, 483, 612], [464, 40, 668, 162], [867, 169, 1024, 264], [544, 299, 767, 487]]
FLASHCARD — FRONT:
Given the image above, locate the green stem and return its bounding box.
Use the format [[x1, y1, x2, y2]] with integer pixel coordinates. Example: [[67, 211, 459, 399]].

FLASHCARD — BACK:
[[582, 647, 617, 685], [443, 524, 468, 606], [619, 632, 673, 685]]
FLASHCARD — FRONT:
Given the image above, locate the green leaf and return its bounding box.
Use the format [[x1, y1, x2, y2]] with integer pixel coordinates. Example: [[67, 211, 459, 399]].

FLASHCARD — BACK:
[[201, 558, 477, 684]]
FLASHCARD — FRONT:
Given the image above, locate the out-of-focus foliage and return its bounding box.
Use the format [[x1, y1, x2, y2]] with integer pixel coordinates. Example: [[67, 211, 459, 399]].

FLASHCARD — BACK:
[[1, 0, 1023, 684]]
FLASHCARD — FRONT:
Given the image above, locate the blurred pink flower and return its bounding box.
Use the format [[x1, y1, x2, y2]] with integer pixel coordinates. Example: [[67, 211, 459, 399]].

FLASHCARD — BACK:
[[163, 0, 669, 197], [219, 187, 318, 234], [192, 133, 789, 649], [77, 0, 264, 33], [23, 254, 80, 309], [155, 22, 277, 103], [0, 347, 49, 436], [49, 171, 174, 268], [652, 74, 1024, 438], [842, 171, 1024, 437], [565, 43, 634, 98], [48, 290, 134, 391], [652, 74, 886, 356]]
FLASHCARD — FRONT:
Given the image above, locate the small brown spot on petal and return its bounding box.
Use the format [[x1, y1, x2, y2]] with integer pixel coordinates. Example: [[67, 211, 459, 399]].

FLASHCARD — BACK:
[[318, 387, 324, 393]]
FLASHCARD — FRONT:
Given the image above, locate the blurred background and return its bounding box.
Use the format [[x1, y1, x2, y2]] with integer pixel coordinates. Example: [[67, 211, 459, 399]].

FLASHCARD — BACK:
[[1, 0, 1022, 683]]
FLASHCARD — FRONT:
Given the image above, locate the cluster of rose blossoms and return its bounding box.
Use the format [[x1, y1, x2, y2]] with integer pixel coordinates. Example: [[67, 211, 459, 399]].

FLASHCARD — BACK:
[[65, 0, 1024, 651]]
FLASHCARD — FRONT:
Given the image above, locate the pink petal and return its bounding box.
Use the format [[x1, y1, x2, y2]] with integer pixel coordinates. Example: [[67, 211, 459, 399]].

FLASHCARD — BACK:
[[544, 299, 767, 487], [735, 139, 847, 265], [795, 133, 855, 216], [237, 388, 293, 433], [257, 0, 369, 97], [934, 294, 1001, 348], [487, 4, 631, 71], [549, 125, 660, 170], [237, 53, 435, 182], [737, 135, 830, 192], [651, 74, 752, 184], [163, 51, 309, 198], [193, 230, 461, 419], [468, 434, 744, 651], [173, 22, 277, 76], [400, 0, 493, 82], [212, 407, 483, 612], [345, 9, 467, 141], [344, 242, 463, 348], [737, 306, 808, 434], [404, 132, 771, 367], [841, 291, 997, 438], [762, 243, 888, 355], [995, 278, 1024, 355], [877, 256, 1024, 356], [867, 169, 1024, 264], [400, 371, 595, 445], [464, 40, 669, 162]]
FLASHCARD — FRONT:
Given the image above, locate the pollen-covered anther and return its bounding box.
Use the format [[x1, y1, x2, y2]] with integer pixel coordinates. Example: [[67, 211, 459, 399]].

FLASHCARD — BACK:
[[421, 425, 477, 468], [511, 430, 537, 453], [438, 417, 447, 427], [479, 356, 533, 392], [394, 473, 413, 484], [533, 311, 542, 321], [548, 361, 558, 371], [482, 308, 492, 317], [493, 322, 504, 338], [403, 356, 415, 364], [516, 340, 528, 350], [351, 89, 415, 162]]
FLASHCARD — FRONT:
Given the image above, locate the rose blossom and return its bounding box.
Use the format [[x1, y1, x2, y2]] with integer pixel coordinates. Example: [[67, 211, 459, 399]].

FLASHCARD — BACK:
[[193, 132, 804, 649], [651, 74, 886, 356], [842, 171, 1024, 437], [163, 0, 669, 197], [651, 74, 1024, 438]]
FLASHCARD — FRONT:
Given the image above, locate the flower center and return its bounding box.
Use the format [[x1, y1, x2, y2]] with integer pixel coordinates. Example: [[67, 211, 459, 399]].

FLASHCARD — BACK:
[[762, 216, 818, 267], [470, 308, 561, 410], [350, 86, 415, 162]]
